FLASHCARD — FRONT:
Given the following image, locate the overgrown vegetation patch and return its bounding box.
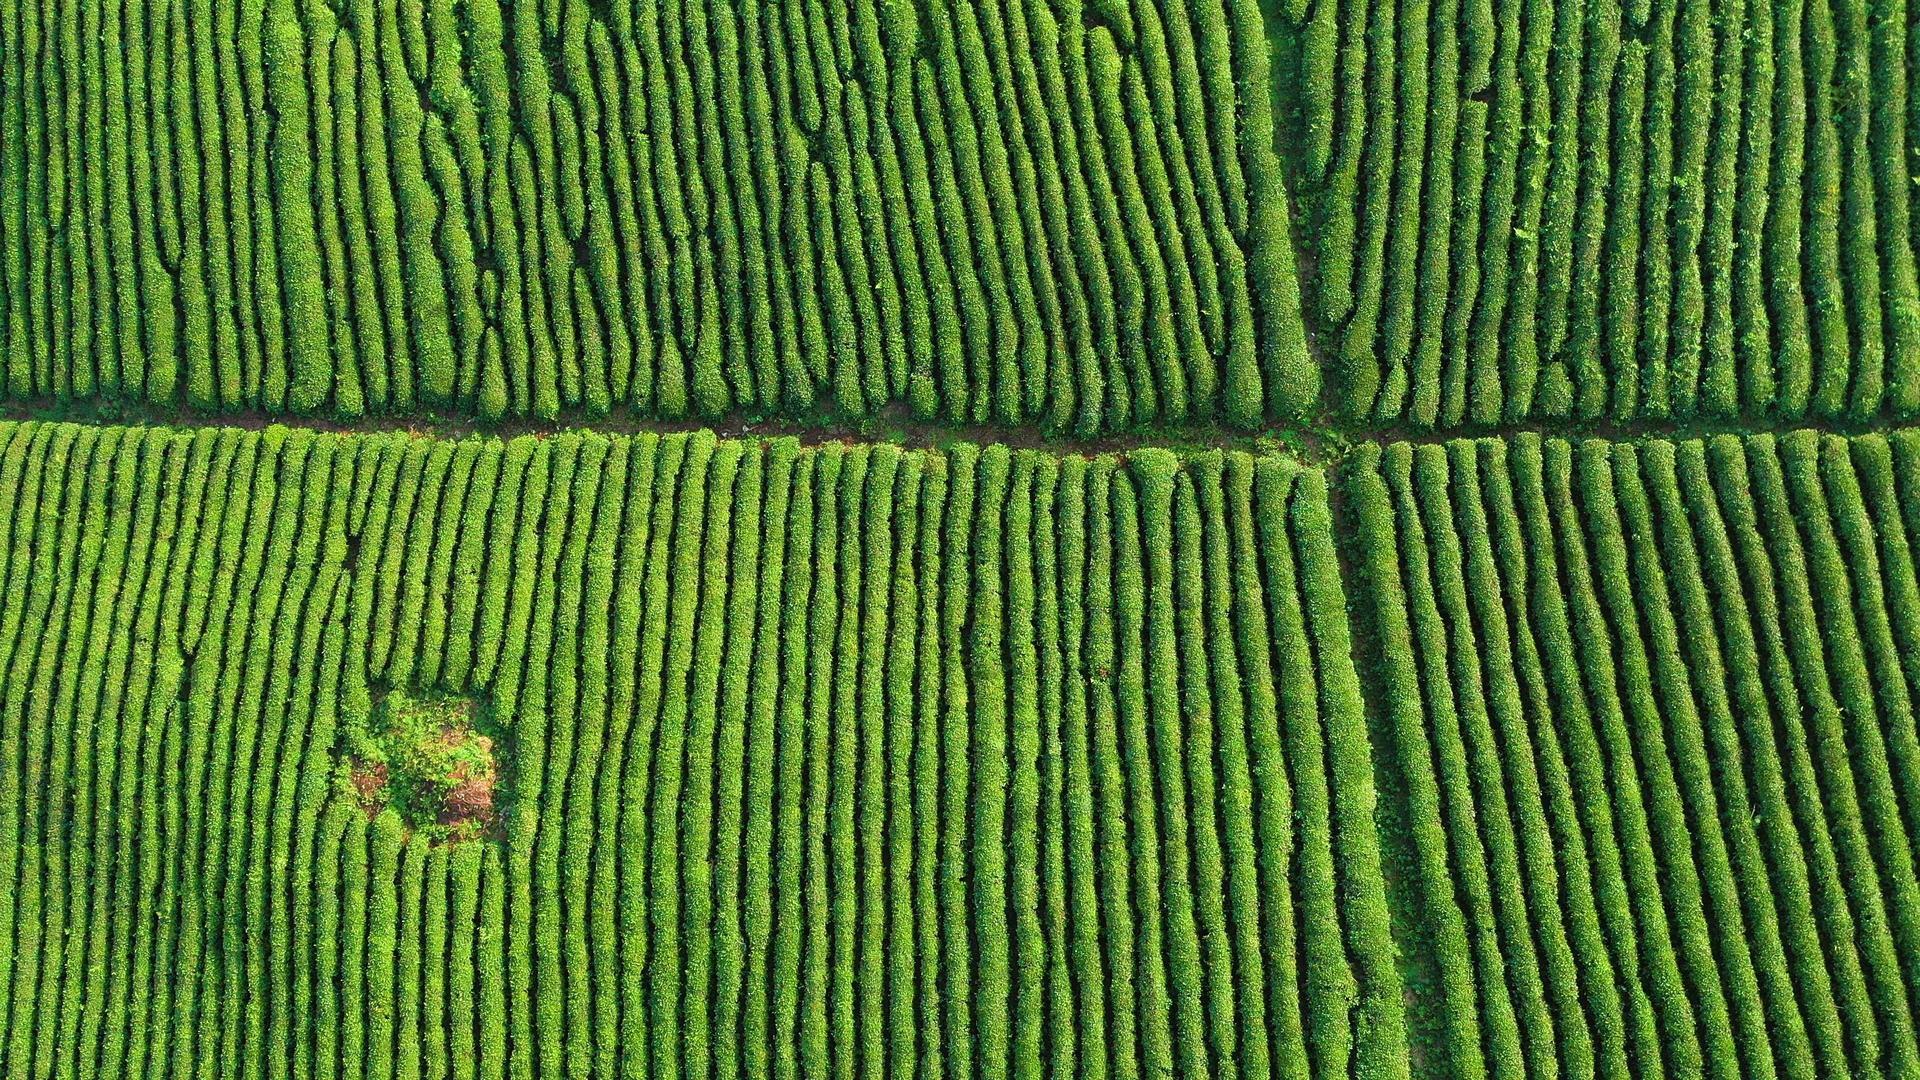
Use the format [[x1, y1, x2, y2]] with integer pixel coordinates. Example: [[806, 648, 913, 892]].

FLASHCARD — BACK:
[[339, 691, 503, 842]]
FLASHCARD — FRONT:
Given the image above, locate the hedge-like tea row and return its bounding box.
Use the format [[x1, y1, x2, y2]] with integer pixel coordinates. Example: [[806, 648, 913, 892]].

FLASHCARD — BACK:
[[1294, 0, 1920, 427], [1348, 430, 1920, 1079], [0, 0, 1314, 433], [0, 421, 1401, 1079]]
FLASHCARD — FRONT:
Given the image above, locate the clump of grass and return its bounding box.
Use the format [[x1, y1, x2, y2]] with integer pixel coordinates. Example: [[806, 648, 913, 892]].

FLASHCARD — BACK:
[[340, 690, 503, 843]]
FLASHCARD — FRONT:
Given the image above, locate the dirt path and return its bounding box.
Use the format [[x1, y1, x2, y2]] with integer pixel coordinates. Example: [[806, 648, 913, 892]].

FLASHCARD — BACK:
[[7, 395, 1911, 469]]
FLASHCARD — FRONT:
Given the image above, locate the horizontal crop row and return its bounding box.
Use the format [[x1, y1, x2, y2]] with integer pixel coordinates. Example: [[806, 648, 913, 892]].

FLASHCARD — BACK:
[[0, 422, 1401, 1079], [1294, 0, 1920, 426], [1348, 431, 1920, 1080], [0, 0, 1314, 432]]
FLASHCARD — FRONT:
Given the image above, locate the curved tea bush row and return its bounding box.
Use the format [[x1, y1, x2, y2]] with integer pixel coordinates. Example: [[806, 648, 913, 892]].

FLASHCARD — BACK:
[[0, 0, 1313, 433], [1346, 430, 1920, 1079], [0, 420, 1399, 1079], [1292, 0, 1920, 427]]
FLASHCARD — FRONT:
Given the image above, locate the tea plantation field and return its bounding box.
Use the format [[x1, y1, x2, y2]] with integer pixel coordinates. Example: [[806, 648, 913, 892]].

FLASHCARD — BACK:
[[0, 424, 1405, 1079], [4, 0, 1920, 1075], [1350, 430, 1920, 1080], [0, 0, 1313, 431], [1300, 0, 1920, 427]]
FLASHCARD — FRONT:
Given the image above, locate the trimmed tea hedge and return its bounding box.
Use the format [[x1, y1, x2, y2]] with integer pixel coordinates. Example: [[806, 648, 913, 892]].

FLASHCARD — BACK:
[[0, 0, 1314, 432], [0, 421, 1402, 1080]]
